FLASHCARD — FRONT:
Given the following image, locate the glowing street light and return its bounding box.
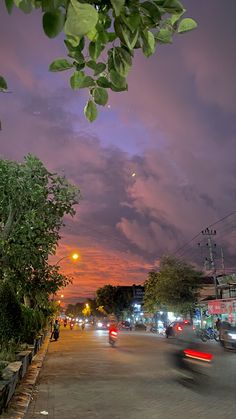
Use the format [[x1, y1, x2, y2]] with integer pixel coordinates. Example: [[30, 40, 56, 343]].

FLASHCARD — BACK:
[[55, 252, 80, 266]]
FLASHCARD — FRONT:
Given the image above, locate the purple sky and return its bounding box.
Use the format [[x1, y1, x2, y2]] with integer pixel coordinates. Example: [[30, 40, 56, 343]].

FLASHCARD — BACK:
[[0, 1, 235, 303]]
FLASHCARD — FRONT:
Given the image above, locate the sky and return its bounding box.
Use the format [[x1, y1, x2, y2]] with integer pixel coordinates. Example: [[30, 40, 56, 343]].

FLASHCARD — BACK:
[[0, 1, 235, 304]]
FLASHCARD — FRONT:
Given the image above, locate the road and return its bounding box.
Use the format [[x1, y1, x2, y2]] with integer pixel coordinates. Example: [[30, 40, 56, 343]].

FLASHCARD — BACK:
[[25, 326, 236, 419]]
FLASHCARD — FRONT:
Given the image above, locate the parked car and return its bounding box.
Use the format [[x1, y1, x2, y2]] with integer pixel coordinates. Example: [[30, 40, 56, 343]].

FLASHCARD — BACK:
[[220, 326, 236, 350]]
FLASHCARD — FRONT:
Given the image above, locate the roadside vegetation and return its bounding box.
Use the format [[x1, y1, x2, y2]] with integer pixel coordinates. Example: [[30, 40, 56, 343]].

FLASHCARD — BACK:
[[0, 155, 80, 359]]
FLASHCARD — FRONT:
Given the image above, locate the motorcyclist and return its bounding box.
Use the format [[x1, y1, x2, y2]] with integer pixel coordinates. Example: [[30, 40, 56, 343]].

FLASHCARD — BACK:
[[108, 321, 118, 345], [170, 322, 205, 385], [50, 319, 60, 340]]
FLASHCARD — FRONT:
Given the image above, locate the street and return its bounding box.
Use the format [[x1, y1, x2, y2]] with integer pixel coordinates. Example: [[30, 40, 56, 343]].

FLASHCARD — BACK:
[[25, 326, 236, 419]]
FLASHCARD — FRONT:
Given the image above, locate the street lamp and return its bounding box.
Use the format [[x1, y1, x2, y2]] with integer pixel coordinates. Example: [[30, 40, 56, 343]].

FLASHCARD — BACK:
[[55, 252, 79, 266]]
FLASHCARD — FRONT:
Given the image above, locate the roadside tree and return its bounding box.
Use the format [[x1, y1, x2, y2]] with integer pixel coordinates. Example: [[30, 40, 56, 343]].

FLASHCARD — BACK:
[[144, 256, 202, 316], [96, 284, 133, 318], [0, 154, 80, 306]]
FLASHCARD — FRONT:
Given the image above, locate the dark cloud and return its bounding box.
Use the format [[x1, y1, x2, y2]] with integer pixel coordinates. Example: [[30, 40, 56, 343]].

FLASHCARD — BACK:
[[0, 0, 235, 299]]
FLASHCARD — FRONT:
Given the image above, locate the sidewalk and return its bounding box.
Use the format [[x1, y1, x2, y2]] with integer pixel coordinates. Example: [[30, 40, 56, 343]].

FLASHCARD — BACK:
[[1, 335, 50, 419]]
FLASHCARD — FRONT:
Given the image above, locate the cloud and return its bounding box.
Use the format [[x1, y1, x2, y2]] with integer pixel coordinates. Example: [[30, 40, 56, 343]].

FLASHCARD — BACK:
[[0, 0, 235, 301]]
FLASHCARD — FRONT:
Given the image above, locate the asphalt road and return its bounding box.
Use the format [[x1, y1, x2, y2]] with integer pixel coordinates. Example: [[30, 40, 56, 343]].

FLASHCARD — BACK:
[[25, 326, 236, 419]]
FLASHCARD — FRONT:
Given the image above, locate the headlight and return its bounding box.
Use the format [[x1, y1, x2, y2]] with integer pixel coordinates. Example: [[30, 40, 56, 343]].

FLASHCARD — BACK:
[[97, 322, 103, 327], [228, 333, 236, 339]]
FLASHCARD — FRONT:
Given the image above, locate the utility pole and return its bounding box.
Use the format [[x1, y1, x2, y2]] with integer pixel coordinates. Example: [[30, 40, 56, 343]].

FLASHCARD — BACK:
[[220, 247, 225, 275], [201, 228, 218, 299]]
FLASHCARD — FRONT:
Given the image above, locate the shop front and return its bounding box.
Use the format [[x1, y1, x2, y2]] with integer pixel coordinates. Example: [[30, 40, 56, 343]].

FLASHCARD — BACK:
[[208, 298, 236, 324]]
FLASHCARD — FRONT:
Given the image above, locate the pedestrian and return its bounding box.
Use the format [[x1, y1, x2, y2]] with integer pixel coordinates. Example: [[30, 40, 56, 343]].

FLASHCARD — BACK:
[[215, 317, 221, 331]]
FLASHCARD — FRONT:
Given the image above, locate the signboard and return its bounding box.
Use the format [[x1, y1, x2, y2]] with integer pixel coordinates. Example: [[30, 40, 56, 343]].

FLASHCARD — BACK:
[[208, 299, 236, 315]]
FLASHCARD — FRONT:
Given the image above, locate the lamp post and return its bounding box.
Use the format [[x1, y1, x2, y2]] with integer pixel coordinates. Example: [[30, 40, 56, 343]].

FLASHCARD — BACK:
[[51, 253, 79, 302], [55, 252, 79, 266]]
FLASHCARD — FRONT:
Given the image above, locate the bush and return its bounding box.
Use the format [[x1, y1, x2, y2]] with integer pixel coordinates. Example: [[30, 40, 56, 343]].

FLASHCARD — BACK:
[[21, 307, 47, 343], [0, 281, 22, 349], [21, 306, 38, 344]]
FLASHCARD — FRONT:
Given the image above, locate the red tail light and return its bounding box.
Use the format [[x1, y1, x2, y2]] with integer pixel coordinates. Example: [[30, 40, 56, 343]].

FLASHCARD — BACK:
[[177, 326, 183, 331], [184, 349, 213, 362], [110, 331, 117, 337]]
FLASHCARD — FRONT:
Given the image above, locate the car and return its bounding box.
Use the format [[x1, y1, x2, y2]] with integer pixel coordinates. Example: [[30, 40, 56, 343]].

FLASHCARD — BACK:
[[96, 320, 109, 330], [165, 320, 192, 338], [118, 321, 131, 330], [221, 326, 236, 350]]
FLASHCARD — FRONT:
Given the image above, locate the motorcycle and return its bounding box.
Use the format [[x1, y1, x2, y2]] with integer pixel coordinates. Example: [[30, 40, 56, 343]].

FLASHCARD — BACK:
[[170, 347, 213, 388], [199, 327, 219, 342], [109, 330, 118, 347], [70, 322, 74, 330], [53, 329, 59, 341]]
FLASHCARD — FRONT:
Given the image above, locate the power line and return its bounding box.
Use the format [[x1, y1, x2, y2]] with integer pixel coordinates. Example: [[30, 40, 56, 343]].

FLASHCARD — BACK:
[[173, 210, 236, 256]]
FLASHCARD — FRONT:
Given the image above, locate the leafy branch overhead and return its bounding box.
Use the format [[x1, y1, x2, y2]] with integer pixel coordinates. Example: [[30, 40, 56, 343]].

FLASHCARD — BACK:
[[4, 1, 197, 121]]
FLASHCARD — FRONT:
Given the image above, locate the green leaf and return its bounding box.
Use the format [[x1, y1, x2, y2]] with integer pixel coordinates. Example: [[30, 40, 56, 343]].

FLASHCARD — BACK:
[[68, 50, 85, 64], [140, 1, 162, 20], [89, 41, 104, 61], [64, 0, 98, 38], [141, 30, 156, 57], [87, 27, 98, 42], [75, 62, 85, 71], [178, 18, 198, 33], [110, 84, 128, 92], [97, 77, 111, 88], [110, 0, 125, 17], [49, 58, 73, 72], [170, 9, 186, 25], [156, 28, 172, 44], [70, 71, 95, 89], [124, 28, 139, 50], [94, 63, 106, 76], [0, 76, 8, 91], [5, 0, 14, 14], [113, 47, 132, 77], [43, 11, 65, 39], [110, 69, 127, 89], [121, 13, 140, 33], [93, 87, 108, 106], [65, 35, 81, 48], [84, 100, 97, 122], [108, 32, 117, 42], [86, 60, 97, 70], [162, 0, 184, 14], [13, 0, 32, 13]]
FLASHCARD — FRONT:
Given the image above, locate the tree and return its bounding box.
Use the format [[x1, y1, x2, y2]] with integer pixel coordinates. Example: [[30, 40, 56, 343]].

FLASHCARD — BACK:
[[96, 284, 133, 317], [0, 281, 22, 350], [0, 154, 80, 305], [144, 256, 202, 315], [18, 264, 71, 308], [1, 0, 197, 122], [143, 270, 161, 313]]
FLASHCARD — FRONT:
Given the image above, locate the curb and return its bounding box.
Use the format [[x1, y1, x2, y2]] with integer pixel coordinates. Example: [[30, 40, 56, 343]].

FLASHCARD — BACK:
[[1, 334, 50, 419]]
